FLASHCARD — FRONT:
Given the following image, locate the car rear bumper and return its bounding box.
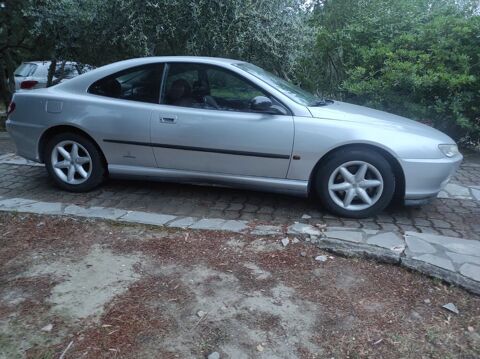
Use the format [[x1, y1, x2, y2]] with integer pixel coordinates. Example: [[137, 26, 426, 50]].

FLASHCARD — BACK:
[[401, 155, 463, 204], [6, 119, 44, 162]]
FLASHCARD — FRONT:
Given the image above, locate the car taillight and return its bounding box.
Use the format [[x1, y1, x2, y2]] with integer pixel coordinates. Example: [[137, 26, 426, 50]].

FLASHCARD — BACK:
[[20, 80, 38, 89], [7, 101, 16, 115]]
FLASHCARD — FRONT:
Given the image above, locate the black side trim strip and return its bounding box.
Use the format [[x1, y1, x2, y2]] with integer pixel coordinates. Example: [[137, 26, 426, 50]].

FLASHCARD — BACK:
[[104, 139, 290, 159]]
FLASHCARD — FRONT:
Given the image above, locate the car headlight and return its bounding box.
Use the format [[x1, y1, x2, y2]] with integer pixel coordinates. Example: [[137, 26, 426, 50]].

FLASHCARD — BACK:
[[438, 144, 459, 158]]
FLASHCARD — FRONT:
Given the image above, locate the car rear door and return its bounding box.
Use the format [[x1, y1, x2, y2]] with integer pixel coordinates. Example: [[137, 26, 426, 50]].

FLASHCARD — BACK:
[[150, 62, 294, 178]]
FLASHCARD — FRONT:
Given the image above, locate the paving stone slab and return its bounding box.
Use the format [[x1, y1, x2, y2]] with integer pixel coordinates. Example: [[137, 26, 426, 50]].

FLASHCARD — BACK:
[[404, 235, 437, 254], [317, 236, 401, 263], [439, 183, 473, 200], [220, 220, 249, 233], [64, 205, 127, 220], [0, 153, 43, 167], [16, 201, 63, 215], [410, 254, 456, 271], [250, 225, 283, 236], [0, 197, 38, 208], [459, 263, 480, 282], [445, 252, 480, 266], [403, 232, 480, 294], [402, 256, 480, 295], [83, 206, 128, 220], [167, 216, 198, 229], [120, 211, 177, 226], [64, 204, 89, 216], [324, 230, 364, 243], [471, 188, 480, 201], [287, 222, 322, 236], [366, 232, 405, 252], [189, 218, 226, 231], [405, 232, 480, 256]]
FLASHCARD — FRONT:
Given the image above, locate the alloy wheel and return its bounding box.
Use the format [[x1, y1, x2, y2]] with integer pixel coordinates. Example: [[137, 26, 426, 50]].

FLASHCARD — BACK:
[[328, 160, 384, 211], [51, 140, 92, 185]]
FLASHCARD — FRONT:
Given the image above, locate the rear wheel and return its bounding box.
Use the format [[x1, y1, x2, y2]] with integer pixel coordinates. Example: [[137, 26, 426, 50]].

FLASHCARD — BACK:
[[315, 148, 395, 218], [44, 132, 105, 192]]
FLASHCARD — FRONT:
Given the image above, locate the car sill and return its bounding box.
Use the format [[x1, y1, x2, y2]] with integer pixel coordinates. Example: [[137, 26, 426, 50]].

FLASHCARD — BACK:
[[108, 164, 308, 197]]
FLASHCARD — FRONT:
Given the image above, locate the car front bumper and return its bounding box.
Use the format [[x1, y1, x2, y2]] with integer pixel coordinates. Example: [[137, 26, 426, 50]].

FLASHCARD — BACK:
[[401, 155, 463, 205]]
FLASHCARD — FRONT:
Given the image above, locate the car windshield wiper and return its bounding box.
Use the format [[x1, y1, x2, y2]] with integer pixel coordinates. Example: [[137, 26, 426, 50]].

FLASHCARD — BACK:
[[311, 98, 334, 107]]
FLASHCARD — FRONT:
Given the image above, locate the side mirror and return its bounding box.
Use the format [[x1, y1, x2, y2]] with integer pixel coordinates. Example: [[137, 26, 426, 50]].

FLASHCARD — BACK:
[[250, 96, 273, 112]]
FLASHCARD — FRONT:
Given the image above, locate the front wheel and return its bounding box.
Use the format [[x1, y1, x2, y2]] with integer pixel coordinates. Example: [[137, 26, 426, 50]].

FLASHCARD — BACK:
[[44, 132, 106, 192], [315, 149, 395, 218]]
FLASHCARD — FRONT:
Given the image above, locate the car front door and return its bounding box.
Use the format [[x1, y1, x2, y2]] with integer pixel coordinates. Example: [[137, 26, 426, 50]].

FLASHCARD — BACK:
[[150, 62, 294, 178]]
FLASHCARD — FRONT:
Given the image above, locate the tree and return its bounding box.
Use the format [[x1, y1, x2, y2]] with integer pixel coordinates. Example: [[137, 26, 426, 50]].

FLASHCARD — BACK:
[[107, 0, 313, 78], [306, 0, 480, 144], [0, 0, 34, 106], [23, 0, 312, 84]]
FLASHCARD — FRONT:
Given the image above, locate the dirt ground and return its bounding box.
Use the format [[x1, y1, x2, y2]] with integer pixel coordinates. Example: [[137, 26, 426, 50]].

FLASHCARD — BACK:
[[0, 212, 479, 359]]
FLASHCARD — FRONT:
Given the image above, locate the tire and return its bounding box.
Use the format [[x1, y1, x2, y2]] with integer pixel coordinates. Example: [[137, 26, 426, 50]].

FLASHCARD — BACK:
[[314, 148, 395, 218], [44, 132, 106, 192]]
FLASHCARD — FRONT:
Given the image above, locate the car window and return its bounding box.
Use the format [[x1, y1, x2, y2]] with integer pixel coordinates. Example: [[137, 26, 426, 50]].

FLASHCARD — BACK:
[[88, 64, 164, 104], [235, 62, 319, 106], [162, 63, 287, 114], [207, 68, 264, 101], [14, 63, 37, 77]]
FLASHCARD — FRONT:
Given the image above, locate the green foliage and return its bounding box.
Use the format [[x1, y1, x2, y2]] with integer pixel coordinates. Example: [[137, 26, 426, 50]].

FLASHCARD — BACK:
[[306, 0, 480, 144], [0, 0, 35, 105]]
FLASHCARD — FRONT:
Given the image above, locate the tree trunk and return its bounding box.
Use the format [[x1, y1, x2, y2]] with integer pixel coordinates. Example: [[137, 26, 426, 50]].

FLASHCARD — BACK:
[[52, 60, 66, 86], [47, 59, 57, 87], [0, 63, 10, 109]]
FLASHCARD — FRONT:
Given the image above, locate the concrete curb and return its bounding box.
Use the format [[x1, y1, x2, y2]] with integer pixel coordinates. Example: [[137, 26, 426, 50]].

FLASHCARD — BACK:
[[0, 195, 478, 295]]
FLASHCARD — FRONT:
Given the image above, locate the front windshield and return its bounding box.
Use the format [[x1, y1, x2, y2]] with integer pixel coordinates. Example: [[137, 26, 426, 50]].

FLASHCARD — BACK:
[[235, 62, 320, 106]]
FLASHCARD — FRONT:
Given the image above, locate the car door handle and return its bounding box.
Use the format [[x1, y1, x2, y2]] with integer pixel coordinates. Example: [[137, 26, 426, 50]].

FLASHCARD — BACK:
[[160, 117, 176, 124]]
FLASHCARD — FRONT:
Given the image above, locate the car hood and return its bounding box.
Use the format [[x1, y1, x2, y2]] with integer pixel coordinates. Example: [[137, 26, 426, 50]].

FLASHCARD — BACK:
[[308, 101, 454, 143]]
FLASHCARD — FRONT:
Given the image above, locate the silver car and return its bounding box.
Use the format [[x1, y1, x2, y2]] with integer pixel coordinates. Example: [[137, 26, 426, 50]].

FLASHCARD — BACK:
[[6, 56, 462, 218]]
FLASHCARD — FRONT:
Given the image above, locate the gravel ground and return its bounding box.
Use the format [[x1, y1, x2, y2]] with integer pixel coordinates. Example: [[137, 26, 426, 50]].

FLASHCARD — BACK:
[[1, 212, 479, 358]]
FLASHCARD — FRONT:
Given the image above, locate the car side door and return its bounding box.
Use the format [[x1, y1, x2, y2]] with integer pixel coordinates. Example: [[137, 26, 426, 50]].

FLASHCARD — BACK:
[[85, 63, 164, 168], [150, 62, 294, 178]]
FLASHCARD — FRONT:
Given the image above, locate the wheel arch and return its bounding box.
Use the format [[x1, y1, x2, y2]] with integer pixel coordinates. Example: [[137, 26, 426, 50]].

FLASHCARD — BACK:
[[308, 143, 406, 204], [38, 125, 108, 168]]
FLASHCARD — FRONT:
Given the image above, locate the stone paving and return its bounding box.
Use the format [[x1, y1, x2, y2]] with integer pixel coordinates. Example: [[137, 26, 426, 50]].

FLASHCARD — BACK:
[[0, 133, 479, 240], [438, 182, 480, 201], [0, 195, 478, 294]]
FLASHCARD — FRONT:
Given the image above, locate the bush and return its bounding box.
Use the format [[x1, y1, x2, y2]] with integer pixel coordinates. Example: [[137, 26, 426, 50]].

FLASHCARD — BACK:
[[304, 0, 480, 146]]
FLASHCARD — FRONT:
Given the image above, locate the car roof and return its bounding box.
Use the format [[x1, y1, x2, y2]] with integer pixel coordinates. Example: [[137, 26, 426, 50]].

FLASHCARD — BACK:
[[55, 56, 246, 92]]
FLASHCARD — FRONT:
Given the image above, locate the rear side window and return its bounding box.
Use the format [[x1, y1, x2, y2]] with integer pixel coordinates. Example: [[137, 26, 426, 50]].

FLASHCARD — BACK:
[[88, 64, 164, 104], [14, 63, 37, 77]]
